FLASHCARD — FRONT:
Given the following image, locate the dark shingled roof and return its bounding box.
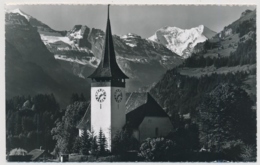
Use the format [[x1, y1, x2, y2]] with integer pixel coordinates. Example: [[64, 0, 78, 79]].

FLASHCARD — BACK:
[[76, 103, 90, 130], [126, 93, 169, 128], [27, 149, 53, 161], [88, 5, 128, 79], [77, 93, 168, 131]]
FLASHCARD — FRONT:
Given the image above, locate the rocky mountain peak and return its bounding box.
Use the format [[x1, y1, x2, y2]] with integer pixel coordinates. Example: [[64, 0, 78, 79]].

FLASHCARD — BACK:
[[9, 8, 31, 21], [240, 9, 253, 18], [121, 33, 141, 39]]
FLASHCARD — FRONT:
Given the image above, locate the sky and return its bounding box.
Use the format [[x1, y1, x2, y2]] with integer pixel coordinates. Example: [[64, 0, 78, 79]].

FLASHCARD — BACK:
[[5, 4, 256, 38]]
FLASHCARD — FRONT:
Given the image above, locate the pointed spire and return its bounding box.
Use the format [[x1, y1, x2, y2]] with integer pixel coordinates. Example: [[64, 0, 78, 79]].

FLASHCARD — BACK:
[[107, 4, 110, 20], [88, 5, 128, 79]]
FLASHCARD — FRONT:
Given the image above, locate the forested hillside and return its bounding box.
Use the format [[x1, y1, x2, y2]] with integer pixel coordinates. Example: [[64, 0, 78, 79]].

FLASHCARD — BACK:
[[6, 93, 87, 153], [150, 9, 256, 159], [151, 9, 256, 114]]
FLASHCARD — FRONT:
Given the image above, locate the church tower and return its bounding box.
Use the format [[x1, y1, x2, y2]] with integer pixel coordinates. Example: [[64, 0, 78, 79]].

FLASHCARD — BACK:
[[88, 5, 128, 150]]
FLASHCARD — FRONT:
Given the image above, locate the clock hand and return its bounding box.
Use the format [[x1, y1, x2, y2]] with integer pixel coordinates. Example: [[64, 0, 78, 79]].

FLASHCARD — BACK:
[[98, 93, 104, 101], [117, 95, 121, 101]]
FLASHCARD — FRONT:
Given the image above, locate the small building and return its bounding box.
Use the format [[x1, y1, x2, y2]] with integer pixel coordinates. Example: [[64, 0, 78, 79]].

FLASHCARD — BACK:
[[8, 148, 31, 162], [28, 149, 54, 161], [60, 154, 69, 162], [126, 92, 173, 142]]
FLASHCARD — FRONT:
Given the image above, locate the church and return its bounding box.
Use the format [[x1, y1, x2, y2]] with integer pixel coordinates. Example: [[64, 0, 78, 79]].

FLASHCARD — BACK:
[[77, 5, 173, 150]]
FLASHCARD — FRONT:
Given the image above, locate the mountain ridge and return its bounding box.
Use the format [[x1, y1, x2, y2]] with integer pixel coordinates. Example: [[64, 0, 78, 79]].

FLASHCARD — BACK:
[[6, 8, 255, 101], [5, 11, 91, 107], [17, 10, 183, 91]]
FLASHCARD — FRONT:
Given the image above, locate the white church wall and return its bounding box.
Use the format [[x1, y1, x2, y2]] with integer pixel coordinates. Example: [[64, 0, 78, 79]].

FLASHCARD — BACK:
[[111, 87, 126, 140], [138, 116, 173, 142], [91, 86, 112, 150]]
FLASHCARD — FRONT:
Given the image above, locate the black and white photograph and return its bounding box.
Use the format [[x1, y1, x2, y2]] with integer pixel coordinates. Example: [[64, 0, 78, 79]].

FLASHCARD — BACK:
[[3, 0, 258, 162]]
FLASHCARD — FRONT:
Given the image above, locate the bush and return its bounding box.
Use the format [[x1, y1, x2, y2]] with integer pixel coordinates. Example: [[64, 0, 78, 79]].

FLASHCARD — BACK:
[[166, 122, 200, 153], [96, 155, 121, 162], [240, 144, 256, 162], [138, 137, 175, 161], [222, 140, 244, 161], [112, 129, 139, 155]]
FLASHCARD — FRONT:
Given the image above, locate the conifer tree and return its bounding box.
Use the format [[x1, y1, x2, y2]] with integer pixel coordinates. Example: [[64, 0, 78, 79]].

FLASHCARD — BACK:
[[80, 130, 90, 155], [98, 129, 107, 154], [90, 135, 98, 155]]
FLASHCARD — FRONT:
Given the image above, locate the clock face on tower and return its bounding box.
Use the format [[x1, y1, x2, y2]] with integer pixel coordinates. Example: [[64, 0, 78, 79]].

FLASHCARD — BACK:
[[114, 89, 123, 103], [95, 89, 106, 103]]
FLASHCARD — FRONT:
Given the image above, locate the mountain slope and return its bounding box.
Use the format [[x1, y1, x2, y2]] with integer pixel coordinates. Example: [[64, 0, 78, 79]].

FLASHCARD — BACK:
[[193, 9, 256, 59], [202, 26, 217, 39], [148, 25, 217, 58], [5, 12, 90, 107], [219, 9, 256, 39], [9, 8, 67, 36], [150, 9, 256, 116]]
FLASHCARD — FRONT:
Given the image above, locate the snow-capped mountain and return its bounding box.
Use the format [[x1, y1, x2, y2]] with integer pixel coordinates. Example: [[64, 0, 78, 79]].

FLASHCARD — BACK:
[[148, 25, 217, 58], [6, 8, 184, 92], [42, 25, 183, 91], [34, 15, 184, 91]]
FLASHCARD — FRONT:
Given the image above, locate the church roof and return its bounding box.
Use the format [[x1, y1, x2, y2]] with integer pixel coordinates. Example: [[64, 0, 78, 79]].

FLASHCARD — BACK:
[[125, 92, 147, 114], [28, 149, 53, 161], [88, 5, 128, 79], [76, 93, 168, 131], [126, 92, 169, 128], [76, 103, 90, 130]]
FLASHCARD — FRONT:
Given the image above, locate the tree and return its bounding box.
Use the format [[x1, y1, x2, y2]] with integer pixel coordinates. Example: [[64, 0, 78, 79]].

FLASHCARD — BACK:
[[90, 135, 98, 155], [6, 94, 61, 153], [138, 137, 175, 161], [98, 129, 107, 155], [80, 130, 90, 155], [51, 101, 89, 154], [72, 136, 81, 153], [196, 83, 255, 152]]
